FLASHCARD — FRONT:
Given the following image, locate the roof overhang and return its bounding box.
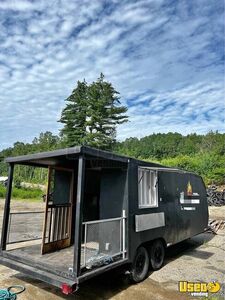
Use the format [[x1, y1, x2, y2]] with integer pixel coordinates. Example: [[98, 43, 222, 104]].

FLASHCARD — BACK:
[[4, 146, 129, 167]]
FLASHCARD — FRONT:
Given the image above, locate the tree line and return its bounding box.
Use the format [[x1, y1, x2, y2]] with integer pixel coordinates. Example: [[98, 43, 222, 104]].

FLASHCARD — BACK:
[[0, 131, 224, 185], [115, 132, 225, 185]]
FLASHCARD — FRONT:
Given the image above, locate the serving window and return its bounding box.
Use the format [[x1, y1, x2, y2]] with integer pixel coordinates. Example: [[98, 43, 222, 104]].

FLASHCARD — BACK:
[[138, 168, 158, 208]]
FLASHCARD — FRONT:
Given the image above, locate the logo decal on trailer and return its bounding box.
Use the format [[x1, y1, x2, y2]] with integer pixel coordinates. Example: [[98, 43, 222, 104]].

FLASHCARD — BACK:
[[187, 181, 192, 196], [180, 182, 200, 207]]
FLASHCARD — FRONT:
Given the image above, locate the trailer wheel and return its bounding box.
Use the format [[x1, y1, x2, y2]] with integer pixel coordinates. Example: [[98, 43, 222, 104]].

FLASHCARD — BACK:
[[129, 246, 149, 283], [149, 240, 165, 270]]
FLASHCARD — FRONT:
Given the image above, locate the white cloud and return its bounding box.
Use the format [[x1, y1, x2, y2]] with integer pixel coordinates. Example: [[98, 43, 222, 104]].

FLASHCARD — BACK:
[[0, 0, 36, 11], [117, 81, 224, 140]]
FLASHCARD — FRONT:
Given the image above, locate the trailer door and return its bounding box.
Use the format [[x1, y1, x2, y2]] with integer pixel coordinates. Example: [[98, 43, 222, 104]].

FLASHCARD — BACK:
[[42, 167, 74, 254]]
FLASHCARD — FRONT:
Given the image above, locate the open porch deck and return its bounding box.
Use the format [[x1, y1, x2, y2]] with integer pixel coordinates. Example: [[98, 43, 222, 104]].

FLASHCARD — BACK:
[[4, 242, 100, 278], [4, 243, 75, 277]]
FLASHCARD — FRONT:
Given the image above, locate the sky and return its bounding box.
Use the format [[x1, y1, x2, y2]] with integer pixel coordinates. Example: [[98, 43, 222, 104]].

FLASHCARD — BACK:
[[0, 0, 224, 150]]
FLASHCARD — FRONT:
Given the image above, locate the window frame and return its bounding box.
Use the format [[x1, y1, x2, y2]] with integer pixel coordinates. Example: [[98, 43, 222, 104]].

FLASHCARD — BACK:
[[138, 167, 158, 209]]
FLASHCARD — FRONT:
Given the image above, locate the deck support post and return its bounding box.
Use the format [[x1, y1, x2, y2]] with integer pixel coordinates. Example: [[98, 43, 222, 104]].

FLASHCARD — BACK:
[[0, 163, 14, 251], [73, 155, 85, 277]]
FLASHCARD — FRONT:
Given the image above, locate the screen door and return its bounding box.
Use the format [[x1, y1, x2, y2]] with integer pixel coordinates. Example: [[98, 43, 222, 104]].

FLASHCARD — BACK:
[[42, 167, 74, 254]]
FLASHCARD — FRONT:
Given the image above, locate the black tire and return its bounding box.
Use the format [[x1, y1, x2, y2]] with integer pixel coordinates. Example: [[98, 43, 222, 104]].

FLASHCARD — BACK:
[[129, 246, 149, 283], [149, 240, 165, 270]]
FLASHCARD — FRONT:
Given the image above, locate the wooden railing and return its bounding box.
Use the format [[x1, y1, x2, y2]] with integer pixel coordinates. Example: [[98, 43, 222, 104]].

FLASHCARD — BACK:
[[45, 204, 71, 243]]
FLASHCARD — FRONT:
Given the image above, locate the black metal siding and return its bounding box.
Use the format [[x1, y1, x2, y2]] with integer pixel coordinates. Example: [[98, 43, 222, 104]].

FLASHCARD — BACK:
[[128, 161, 208, 262]]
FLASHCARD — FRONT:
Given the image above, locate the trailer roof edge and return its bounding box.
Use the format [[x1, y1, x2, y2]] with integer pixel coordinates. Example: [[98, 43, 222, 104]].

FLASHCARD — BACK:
[[139, 166, 190, 173], [4, 146, 130, 164], [4, 146, 82, 163]]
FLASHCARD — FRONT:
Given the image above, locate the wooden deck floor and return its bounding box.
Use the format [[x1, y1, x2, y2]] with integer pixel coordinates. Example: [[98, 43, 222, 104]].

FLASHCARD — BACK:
[[6, 243, 75, 276], [5, 242, 100, 277]]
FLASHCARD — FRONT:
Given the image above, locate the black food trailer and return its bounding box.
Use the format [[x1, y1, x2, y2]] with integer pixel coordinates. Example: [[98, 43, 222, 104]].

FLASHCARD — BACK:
[[0, 146, 208, 294]]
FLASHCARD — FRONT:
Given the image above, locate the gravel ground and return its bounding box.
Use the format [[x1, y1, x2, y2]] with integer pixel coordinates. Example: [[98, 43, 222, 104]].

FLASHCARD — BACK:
[[0, 199, 224, 300], [208, 206, 225, 220]]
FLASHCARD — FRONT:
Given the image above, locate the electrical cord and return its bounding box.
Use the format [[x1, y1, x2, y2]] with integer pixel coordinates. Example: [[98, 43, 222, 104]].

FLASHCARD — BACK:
[[0, 285, 25, 300]]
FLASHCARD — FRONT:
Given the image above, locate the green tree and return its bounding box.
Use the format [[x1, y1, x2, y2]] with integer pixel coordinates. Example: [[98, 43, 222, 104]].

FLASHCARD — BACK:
[[0, 131, 60, 184], [200, 131, 225, 155], [59, 80, 88, 147], [32, 131, 60, 151], [59, 74, 128, 149]]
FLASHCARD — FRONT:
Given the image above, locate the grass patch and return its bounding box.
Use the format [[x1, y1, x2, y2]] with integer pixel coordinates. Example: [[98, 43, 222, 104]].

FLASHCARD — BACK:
[[0, 185, 43, 200]]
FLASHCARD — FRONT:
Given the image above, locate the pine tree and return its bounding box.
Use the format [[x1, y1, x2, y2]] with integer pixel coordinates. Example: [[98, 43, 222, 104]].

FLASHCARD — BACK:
[[85, 73, 127, 149], [59, 80, 88, 147], [59, 74, 128, 149]]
